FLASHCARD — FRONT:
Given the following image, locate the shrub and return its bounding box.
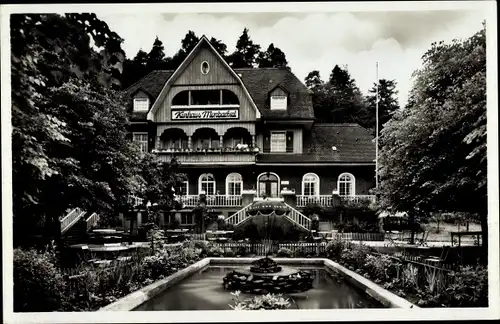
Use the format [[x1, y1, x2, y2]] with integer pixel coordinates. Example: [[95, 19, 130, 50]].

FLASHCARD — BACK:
[[340, 243, 373, 269], [13, 247, 68, 312], [293, 246, 307, 257], [206, 244, 224, 257], [229, 291, 291, 310], [325, 239, 345, 260], [235, 245, 249, 257], [224, 248, 235, 257], [276, 248, 294, 258], [417, 264, 488, 307], [362, 254, 401, 282]]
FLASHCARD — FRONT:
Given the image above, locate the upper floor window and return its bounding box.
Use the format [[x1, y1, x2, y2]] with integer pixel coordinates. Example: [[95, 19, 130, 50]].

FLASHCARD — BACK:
[[302, 173, 319, 196], [270, 131, 286, 152], [199, 173, 216, 195], [133, 133, 148, 153], [226, 173, 243, 196], [338, 173, 355, 196], [133, 98, 149, 111], [270, 95, 287, 110], [171, 90, 239, 107]]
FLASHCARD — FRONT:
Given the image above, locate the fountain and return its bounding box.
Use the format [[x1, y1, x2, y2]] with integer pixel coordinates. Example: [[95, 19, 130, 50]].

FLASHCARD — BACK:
[[222, 199, 314, 294]]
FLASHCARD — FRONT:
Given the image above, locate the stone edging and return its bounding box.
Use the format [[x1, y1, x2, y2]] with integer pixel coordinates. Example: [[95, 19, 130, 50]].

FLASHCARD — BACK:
[[323, 259, 419, 309], [98, 258, 210, 311], [98, 257, 418, 311]]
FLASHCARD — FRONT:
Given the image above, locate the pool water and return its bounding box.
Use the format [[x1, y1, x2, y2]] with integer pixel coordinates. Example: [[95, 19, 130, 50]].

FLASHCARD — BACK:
[[134, 266, 384, 311]]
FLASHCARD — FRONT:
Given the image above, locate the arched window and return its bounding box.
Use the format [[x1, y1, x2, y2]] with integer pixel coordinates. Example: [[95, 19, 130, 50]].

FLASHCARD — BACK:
[[302, 173, 320, 196], [199, 173, 216, 195], [257, 172, 280, 198], [226, 173, 243, 196], [338, 173, 355, 196]]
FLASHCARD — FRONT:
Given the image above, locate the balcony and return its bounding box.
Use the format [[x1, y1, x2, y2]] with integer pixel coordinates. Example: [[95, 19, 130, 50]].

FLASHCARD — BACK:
[[296, 195, 376, 207], [153, 147, 258, 165], [179, 195, 242, 208]]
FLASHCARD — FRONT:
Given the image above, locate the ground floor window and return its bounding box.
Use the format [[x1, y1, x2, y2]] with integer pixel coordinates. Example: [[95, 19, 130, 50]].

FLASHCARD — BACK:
[[226, 173, 242, 195], [181, 213, 194, 225], [177, 181, 188, 196], [338, 173, 355, 196], [199, 173, 216, 195], [302, 173, 319, 196]]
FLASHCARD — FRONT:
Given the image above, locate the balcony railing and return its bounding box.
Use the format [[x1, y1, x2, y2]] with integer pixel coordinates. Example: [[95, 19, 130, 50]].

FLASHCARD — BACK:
[[152, 147, 258, 164], [180, 195, 243, 207], [296, 195, 376, 207]]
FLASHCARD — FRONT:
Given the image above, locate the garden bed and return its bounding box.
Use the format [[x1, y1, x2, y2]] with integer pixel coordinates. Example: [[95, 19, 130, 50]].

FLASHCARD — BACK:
[[13, 239, 488, 312]]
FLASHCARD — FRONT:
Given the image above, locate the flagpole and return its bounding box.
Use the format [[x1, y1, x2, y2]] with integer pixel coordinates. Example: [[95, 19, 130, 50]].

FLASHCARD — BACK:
[[375, 62, 379, 190]]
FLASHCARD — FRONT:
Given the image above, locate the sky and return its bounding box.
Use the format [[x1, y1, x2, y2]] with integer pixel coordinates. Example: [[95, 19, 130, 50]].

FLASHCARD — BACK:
[[98, 9, 486, 107]]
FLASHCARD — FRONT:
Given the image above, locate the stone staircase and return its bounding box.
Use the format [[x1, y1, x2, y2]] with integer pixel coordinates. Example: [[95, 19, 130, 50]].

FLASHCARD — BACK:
[[60, 208, 100, 245], [225, 201, 312, 231]]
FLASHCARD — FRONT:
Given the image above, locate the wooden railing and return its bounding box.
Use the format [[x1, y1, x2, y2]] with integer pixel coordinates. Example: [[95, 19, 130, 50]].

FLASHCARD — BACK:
[[296, 195, 376, 207], [180, 195, 242, 207], [225, 203, 253, 226], [86, 213, 100, 231], [283, 202, 311, 231], [155, 150, 256, 164], [60, 208, 86, 234], [296, 195, 332, 207]]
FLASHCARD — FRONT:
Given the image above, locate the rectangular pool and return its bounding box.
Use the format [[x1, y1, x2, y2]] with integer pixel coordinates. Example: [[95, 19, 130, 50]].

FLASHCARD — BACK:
[[134, 265, 385, 311]]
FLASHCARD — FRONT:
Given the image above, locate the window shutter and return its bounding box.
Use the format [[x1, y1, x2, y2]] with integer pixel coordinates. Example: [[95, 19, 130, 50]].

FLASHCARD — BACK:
[[286, 131, 294, 153], [263, 131, 271, 153]]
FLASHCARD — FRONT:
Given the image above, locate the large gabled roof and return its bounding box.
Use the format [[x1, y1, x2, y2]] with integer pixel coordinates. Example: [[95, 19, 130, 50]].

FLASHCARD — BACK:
[[145, 35, 261, 121], [123, 37, 314, 121]]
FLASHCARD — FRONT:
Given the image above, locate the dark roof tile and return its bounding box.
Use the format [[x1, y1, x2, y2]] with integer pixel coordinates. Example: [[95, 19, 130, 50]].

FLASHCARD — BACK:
[[124, 68, 314, 120], [257, 124, 375, 163], [234, 68, 314, 120]]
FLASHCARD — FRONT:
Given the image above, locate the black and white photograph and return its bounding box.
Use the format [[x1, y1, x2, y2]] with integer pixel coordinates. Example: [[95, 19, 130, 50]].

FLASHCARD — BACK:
[[1, 1, 498, 323]]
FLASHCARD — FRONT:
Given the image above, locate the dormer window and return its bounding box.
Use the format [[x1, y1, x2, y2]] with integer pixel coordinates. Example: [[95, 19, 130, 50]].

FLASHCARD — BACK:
[[270, 95, 287, 110], [133, 98, 149, 111]]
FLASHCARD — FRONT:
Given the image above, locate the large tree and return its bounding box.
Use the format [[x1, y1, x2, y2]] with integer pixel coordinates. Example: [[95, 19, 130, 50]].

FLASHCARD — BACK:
[[307, 65, 366, 123], [377, 25, 487, 248], [357, 79, 400, 135], [11, 13, 139, 246], [228, 28, 261, 68], [256, 43, 289, 68]]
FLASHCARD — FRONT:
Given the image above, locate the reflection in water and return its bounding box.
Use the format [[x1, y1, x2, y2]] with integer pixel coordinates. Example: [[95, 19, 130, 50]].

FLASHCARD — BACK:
[[134, 266, 384, 311]]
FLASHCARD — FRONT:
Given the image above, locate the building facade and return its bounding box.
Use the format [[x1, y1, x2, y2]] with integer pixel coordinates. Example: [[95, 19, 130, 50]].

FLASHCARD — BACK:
[[125, 36, 376, 230]]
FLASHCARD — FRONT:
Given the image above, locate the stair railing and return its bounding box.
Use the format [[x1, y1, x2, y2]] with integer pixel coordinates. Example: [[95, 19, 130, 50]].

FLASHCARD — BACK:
[[283, 203, 312, 231], [86, 212, 100, 232], [225, 203, 253, 227], [60, 208, 86, 234]]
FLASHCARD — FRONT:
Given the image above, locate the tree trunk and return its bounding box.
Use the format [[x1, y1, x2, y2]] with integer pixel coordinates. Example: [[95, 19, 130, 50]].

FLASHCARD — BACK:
[[480, 213, 488, 263], [409, 212, 415, 245], [128, 216, 135, 244]]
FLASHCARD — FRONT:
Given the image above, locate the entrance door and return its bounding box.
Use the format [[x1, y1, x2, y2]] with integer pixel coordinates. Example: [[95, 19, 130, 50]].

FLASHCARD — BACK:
[[258, 173, 279, 197]]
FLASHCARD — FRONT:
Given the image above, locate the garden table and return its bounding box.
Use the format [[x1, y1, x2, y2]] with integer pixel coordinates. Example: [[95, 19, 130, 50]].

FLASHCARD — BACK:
[[450, 231, 482, 247]]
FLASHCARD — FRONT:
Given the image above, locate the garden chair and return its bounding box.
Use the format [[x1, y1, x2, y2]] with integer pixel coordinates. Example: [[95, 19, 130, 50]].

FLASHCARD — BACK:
[[417, 231, 430, 247], [309, 230, 323, 243]]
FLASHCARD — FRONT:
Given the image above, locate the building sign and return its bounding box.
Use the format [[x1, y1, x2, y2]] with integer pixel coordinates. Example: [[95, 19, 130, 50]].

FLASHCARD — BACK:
[[281, 181, 290, 185], [172, 109, 239, 120]]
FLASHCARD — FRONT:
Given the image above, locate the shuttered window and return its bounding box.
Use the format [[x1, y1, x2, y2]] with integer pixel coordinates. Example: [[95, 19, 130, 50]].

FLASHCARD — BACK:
[[286, 131, 294, 153]]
